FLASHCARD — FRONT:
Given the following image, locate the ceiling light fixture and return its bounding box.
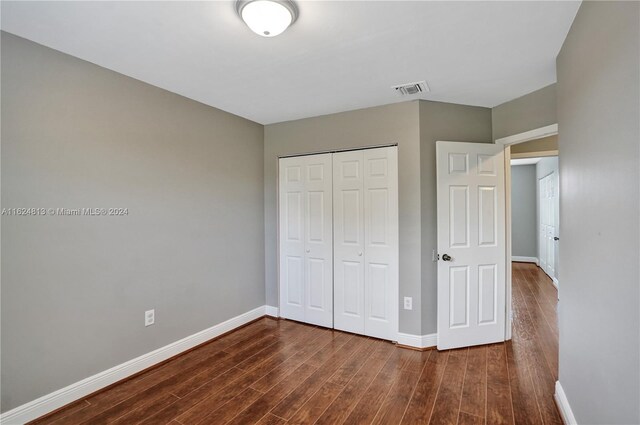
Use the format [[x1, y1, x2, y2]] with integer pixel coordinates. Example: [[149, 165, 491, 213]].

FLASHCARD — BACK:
[[236, 0, 298, 37]]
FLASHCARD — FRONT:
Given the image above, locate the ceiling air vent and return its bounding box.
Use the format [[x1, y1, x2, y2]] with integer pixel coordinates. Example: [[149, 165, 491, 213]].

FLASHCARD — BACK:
[[392, 80, 429, 96]]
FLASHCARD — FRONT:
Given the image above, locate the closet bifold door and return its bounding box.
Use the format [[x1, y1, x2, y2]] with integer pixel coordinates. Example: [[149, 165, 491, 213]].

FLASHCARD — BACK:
[[279, 154, 333, 328], [333, 150, 366, 334], [333, 146, 398, 341], [362, 147, 398, 341]]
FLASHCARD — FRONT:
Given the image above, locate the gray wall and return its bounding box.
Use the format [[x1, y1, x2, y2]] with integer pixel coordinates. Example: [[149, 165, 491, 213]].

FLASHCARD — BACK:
[[510, 165, 537, 258], [511, 135, 558, 155], [418, 101, 493, 334], [263, 100, 492, 336], [1, 33, 265, 412], [264, 101, 423, 334], [556, 2, 639, 423], [492, 84, 557, 140]]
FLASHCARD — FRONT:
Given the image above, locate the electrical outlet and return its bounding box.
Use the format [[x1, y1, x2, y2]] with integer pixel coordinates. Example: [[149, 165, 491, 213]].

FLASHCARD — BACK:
[[403, 297, 412, 310], [145, 309, 155, 327]]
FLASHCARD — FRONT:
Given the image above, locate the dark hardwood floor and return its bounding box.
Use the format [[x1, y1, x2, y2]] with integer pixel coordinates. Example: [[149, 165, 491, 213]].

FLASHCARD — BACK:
[[31, 262, 560, 424]]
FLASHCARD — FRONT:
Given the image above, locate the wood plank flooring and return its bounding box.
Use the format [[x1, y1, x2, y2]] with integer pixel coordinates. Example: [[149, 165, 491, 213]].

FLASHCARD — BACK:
[[31, 263, 560, 424]]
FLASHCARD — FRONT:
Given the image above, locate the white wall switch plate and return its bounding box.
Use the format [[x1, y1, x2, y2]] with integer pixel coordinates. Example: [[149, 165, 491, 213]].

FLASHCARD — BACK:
[[403, 297, 413, 310], [145, 309, 155, 327]]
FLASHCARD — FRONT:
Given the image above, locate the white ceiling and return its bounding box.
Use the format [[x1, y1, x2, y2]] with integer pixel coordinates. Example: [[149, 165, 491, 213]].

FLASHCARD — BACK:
[[1, 1, 581, 124]]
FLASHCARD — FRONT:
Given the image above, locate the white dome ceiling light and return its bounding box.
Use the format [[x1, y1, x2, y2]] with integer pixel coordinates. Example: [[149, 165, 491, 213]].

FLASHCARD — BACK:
[[236, 0, 298, 37]]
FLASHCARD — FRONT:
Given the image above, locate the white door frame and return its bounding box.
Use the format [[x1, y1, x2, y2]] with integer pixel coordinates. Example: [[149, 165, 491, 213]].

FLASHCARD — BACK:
[[495, 123, 558, 340], [276, 143, 400, 340]]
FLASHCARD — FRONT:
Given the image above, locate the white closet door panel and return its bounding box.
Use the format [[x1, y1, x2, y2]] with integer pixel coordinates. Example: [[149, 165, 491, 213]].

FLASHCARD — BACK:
[[279, 157, 306, 322], [363, 147, 398, 341], [303, 154, 333, 327], [284, 256, 304, 306], [284, 147, 398, 339], [279, 154, 333, 327], [333, 150, 365, 334]]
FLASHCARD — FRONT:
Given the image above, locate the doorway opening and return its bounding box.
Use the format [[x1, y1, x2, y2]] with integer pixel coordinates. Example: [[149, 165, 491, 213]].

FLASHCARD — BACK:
[[510, 155, 559, 288], [499, 124, 562, 421], [432, 136, 562, 422], [496, 124, 560, 340]]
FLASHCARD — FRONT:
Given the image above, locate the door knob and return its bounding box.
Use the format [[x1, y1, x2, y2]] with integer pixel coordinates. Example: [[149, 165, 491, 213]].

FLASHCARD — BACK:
[[554, 237, 559, 241], [442, 254, 452, 262], [358, 251, 363, 256]]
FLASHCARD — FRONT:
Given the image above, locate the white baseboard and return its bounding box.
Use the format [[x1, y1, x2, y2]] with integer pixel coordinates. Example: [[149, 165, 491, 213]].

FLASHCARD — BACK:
[[0, 305, 269, 425], [554, 381, 577, 424], [265, 305, 279, 318], [396, 332, 438, 349], [512, 256, 539, 265]]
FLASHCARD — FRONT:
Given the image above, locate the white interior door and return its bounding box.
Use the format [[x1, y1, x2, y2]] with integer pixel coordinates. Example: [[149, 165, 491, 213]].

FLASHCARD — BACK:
[[539, 177, 548, 273], [436, 141, 506, 350], [548, 174, 557, 278], [279, 154, 333, 328], [333, 150, 366, 334], [333, 146, 398, 341], [539, 173, 557, 279]]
